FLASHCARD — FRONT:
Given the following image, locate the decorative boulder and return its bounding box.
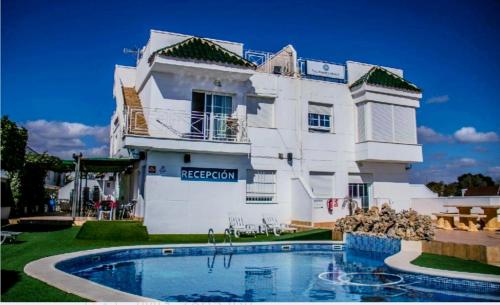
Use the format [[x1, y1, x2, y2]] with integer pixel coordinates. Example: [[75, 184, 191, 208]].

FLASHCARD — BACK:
[[334, 203, 434, 241]]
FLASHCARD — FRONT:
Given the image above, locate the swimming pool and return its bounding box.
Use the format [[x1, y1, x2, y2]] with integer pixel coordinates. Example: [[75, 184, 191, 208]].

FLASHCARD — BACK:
[[55, 243, 500, 302]]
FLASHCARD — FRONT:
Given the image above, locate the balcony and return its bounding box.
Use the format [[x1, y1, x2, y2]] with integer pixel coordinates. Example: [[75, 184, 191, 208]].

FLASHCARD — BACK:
[[355, 141, 423, 163], [123, 108, 250, 154]]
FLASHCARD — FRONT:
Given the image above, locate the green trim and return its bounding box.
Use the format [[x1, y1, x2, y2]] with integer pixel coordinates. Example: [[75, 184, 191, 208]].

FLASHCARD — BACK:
[[350, 66, 421, 93], [148, 37, 256, 68]]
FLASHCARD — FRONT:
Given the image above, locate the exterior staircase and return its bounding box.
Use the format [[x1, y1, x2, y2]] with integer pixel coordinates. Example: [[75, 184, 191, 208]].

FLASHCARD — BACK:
[[122, 87, 149, 136]]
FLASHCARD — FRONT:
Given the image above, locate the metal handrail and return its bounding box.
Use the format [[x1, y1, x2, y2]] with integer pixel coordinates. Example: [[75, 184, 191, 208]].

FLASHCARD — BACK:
[[208, 228, 216, 247], [223, 228, 232, 247], [125, 108, 248, 142]]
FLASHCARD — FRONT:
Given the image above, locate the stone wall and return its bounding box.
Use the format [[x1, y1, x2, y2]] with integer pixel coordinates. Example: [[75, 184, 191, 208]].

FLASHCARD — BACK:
[[422, 240, 500, 265]]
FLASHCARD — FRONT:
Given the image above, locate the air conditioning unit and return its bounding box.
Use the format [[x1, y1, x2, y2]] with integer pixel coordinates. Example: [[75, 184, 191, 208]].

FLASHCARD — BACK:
[[273, 65, 283, 74]]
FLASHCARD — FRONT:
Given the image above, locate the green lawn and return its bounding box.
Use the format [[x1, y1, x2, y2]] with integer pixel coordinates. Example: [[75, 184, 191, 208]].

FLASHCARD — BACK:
[[411, 253, 500, 275], [1, 222, 331, 302]]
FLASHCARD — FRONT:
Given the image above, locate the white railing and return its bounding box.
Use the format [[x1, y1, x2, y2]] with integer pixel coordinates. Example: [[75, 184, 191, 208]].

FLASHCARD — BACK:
[[125, 108, 248, 143], [372, 198, 394, 208]]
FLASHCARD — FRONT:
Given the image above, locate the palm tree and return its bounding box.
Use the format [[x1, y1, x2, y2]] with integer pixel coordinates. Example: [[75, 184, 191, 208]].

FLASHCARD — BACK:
[[342, 196, 358, 216]]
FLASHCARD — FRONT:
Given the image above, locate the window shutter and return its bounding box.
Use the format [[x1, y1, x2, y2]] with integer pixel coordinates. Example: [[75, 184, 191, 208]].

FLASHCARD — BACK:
[[371, 102, 393, 142], [246, 170, 276, 203], [308, 102, 332, 115], [394, 106, 416, 143], [309, 172, 334, 197], [357, 103, 366, 142], [247, 96, 274, 128]]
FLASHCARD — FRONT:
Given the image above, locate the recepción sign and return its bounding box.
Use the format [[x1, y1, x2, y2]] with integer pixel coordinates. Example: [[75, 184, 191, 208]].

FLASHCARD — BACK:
[[181, 167, 238, 182], [306, 60, 345, 80]]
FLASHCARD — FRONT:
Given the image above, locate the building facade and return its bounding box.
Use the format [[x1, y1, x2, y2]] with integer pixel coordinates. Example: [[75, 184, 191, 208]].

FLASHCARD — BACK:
[[110, 30, 425, 234]]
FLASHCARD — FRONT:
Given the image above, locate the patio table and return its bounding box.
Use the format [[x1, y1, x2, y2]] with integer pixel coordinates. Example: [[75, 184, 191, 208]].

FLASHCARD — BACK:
[[443, 204, 499, 231], [432, 213, 455, 230], [479, 205, 500, 231]]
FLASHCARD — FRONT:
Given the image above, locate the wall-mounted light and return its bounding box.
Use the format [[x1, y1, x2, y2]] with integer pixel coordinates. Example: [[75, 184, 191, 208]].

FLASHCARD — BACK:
[[184, 153, 191, 163], [213, 79, 222, 87], [287, 153, 293, 165]]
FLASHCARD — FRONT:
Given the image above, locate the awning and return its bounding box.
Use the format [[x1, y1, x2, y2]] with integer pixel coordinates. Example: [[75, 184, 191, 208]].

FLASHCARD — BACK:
[[63, 157, 138, 173]]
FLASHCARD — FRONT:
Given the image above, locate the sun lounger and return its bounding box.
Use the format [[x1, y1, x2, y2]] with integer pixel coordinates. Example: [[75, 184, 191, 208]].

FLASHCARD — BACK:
[[228, 215, 257, 238], [1, 231, 22, 244], [262, 215, 297, 236]]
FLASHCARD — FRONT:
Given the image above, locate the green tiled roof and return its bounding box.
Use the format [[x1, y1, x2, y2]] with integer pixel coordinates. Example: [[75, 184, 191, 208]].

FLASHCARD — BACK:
[[350, 66, 421, 93], [148, 37, 256, 68]]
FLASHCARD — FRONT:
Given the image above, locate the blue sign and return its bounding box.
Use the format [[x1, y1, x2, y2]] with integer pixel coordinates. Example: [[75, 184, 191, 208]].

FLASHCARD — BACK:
[[181, 167, 238, 182]]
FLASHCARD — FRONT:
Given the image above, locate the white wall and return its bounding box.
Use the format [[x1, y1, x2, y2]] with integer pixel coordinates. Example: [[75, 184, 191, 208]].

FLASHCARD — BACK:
[[143, 151, 290, 234], [114, 31, 426, 233], [135, 30, 244, 92], [411, 196, 500, 216], [133, 69, 421, 233]]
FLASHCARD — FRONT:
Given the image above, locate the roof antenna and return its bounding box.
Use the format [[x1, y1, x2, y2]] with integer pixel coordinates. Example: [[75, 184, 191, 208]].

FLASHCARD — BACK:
[[123, 47, 141, 63]]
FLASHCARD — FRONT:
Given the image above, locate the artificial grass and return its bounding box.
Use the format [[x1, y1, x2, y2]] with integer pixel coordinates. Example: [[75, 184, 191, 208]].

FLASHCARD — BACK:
[[411, 253, 500, 276], [76, 221, 149, 241], [1, 223, 331, 302]]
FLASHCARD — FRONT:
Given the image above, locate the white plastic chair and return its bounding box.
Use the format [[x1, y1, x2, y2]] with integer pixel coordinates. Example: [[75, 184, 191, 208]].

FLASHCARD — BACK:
[[228, 215, 257, 238], [262, 215, 297, 236], [1, 231, 22, 244]]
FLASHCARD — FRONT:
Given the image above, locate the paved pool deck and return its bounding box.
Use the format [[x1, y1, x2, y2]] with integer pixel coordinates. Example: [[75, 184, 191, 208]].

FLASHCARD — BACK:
[[434, 229, 500, 247]]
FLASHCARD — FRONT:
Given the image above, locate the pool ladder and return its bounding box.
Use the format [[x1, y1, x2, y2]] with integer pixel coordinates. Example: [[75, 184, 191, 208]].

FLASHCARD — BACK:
[[207, 228, 233, 248], [208, 228, 216, 246]]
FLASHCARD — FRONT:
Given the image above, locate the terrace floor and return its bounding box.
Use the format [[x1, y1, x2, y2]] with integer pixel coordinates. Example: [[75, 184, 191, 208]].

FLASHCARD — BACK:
[[434, 229, 500, 247]]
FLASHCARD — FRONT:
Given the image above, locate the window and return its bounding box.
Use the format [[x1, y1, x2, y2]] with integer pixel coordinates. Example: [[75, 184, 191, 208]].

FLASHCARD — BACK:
[[309, 172, 334, 197], [357, 103, 367, 142], [308, 102, 332, 132], [348, 183, 369, 211], [247, 96, 275, 128], [394, 106, 416, 143], [191, 92, 234, 140], [370, 102, 416, 144], [246, 170, 276, 203]]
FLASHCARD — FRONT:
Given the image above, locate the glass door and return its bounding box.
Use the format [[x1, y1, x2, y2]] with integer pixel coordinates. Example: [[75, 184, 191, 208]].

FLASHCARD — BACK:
[[348, 183, 370, 211], [205, 94, 233, 140]]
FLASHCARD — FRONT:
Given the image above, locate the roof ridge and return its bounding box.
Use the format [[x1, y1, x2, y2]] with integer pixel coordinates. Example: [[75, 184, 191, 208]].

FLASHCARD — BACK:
[[148, 37, 256, 68], [373, 66, 420, 90], [349, 66, 421, 93]]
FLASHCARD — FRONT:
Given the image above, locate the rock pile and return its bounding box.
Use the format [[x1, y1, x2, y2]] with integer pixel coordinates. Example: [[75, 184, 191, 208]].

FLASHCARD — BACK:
[[334, 203, 434, 241]]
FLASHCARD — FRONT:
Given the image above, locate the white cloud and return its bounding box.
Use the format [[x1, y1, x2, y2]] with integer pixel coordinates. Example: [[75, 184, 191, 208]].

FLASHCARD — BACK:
[[417, 126, 499, 144], [487, 166, 500, 179], [453, 127, 499, 143], [56, 145, 109, 159], [23, 120, 109, 158], [446, 158, 477, 168], [417, 126, 452, 143], [426, 95, 449, 104]]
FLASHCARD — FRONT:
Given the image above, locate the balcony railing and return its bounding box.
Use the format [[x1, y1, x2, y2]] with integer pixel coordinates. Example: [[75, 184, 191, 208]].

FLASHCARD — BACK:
[[125, 108, 248, 143]]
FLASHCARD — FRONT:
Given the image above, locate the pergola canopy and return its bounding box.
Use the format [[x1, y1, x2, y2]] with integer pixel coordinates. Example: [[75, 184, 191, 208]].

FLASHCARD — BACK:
[[63, 157, 137, 173]]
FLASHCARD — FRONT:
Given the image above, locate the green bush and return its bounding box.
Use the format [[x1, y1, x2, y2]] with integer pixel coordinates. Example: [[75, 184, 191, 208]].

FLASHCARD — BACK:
[[76, 221, 149, 241]]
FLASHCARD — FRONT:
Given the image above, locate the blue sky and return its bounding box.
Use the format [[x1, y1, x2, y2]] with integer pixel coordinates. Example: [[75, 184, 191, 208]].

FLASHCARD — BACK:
[[2, 0, 499, 183]]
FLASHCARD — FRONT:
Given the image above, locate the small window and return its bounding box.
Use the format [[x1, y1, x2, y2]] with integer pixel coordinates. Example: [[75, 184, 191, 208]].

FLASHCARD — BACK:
[[309, 171, 334, 197], [308, 102, 332, 132], [246, 170, 276, 204]]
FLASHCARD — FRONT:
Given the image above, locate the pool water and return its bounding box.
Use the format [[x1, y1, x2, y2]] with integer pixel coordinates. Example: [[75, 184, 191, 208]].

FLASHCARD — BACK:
[[67, 247, 499, 302]]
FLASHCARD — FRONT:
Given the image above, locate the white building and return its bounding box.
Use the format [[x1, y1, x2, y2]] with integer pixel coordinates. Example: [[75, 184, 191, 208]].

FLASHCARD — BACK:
[[110, 30, 427, 234]]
